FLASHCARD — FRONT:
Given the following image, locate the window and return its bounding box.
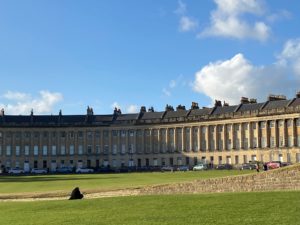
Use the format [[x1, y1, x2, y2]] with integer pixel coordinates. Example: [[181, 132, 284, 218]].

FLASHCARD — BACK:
[[202, 126, 207, 133], [244, 138, 248, 149], [121, 144, 126, 154], [25, 145, 30, 156], [296, 118, 300, 127], [112, 145, 117, 155], [60, 145, 66, 155], [103, 131, 108, 138], [129, 130, 135, 137], [0, 131, 2, 138], [95, 131, 100, 138], [34, 132, 39, 138], [69, 145, 74, 155], [227, 139, 232, 150], [34, 145, 39, 156], [87, 145, 92, 154], [269, 121, 275, 128], [60, 131, 66, 138], [287, 119, 293, 127], [78, 131, 83, 139], [121, 130, 126, 137], [253, 138, 257, 148], [243, 123, 248, 130], [270, 137, 275, 148], [278, 120, 284, 127], [235, 138, 240, 150], [252, 123, 256, 129], [226, 125, 231, 132], [279, 136, 284, 147], [51, 145, 57, 156], [153, 158, 158, 166], [235, 155, 239, 164], [51, 131, 56, 138], [0, 145, 2, 155], [261, 137, 266, 148], [42, 145, 47, 156], [297, 136, 300, 147], [234, 124, 239, 131], [288, 136, 293, 147], [218, 126, 223, 132], [87, 132, 93, 139], [15, 132, 21, 139], [95, 145, 100, 154], [78, 145, 83, 155], [43, 131, 48, 138], [69, 132, 74, 139], [16, 146, 20, 156], [104, 145, 109, 154], [24, 132, 31, 138], [260, 122, 266, 129]]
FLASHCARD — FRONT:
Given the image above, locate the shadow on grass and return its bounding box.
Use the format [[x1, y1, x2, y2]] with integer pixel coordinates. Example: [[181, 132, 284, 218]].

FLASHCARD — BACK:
[[0, 175, 121, 183]]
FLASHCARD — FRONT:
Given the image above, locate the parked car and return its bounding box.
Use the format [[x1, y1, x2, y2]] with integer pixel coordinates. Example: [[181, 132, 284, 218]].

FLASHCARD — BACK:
[[56, 167, 73, 173], [31, 168, 48, 174], [281, 162, 292, 167], [161, 166, 174, 172], [216, 164, 233, 170], [76, 167, 94, 173], [8, 168, 24, 174], [177, 165, 189, 171], [239, 163, 257, 170], [193, 164, 207, 171], [266, 161, 281, 170]]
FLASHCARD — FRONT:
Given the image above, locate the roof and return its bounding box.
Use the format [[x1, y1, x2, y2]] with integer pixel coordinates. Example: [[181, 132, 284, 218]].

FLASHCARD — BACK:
[[262, 100, 291, 110], [212, 105, 238, 115], [140, 112, 165, 120], [164, 110, 188, 119], [237, 103, 265, 112], [116, 114, 139, 121], [188, 108, 212, 117]]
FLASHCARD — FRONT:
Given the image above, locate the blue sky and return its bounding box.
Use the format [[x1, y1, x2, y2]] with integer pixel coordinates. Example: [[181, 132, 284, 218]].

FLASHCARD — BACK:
[[0, 0, 300, 115]]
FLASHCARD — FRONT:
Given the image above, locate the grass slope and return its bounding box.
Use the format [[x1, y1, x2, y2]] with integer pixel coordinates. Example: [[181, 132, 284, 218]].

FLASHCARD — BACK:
[[0, 170, 253, 194], [0, 191, 299, 225]]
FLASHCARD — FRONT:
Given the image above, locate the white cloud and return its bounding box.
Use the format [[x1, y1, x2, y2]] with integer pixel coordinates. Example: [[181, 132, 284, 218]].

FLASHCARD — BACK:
[[193, 42, 300, 105], [0, 90, 63, 115], [200, 0, 271, 41], [179, 16, 198, 32], [3, 91, 31, 101], [169, 80, 177, 88], [174, 0, 186, 15], [111, 102, 121, 110], [267, 9, 292, 23], [175, 1, 198, 33], [277, 38, 300, 76], [162, 88, 171, 97], [126, 105, 138, 113]]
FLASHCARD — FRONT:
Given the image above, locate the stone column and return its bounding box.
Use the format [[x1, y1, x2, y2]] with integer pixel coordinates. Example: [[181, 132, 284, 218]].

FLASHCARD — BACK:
[[149, 129, 153, 154], [256, 121, 260, 148], [189, 127, 193, 151], [182, 127, 185, 151], [197, 126, 201, 151], [205, 126, 209, 152]]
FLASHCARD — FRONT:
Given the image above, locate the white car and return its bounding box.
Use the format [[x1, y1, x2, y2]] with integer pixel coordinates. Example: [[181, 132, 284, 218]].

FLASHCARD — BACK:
[[8, 168, 24, 174], [76, 167, 94, 173], [193, 164, 207, 171], [31, 168, 48, 174]]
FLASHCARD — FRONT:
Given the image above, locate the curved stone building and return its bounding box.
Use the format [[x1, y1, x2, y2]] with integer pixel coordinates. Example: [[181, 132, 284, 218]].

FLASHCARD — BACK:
[[1, 94, 300, 172]]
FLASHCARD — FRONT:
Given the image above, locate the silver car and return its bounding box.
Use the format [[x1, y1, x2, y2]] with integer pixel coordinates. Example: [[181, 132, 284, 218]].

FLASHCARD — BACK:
[[8, 168, 24, 174]]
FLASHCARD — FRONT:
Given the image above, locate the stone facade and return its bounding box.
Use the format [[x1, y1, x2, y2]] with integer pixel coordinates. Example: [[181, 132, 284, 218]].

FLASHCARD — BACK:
[[140, 164, 300, 194], [1, 95, 300, 171]]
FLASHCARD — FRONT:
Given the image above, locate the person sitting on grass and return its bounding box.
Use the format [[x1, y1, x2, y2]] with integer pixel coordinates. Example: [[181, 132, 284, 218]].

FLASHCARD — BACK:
[[69, 187, 84, 200]]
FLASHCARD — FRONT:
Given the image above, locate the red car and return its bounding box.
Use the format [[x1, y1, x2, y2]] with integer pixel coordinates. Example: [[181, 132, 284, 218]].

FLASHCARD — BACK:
[[266, 161, 281, 170]]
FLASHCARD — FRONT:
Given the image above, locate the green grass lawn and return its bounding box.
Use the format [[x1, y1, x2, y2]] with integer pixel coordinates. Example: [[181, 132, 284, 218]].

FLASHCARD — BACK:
[[0, 170, 253, 195], [0, 191, 299, 225]]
